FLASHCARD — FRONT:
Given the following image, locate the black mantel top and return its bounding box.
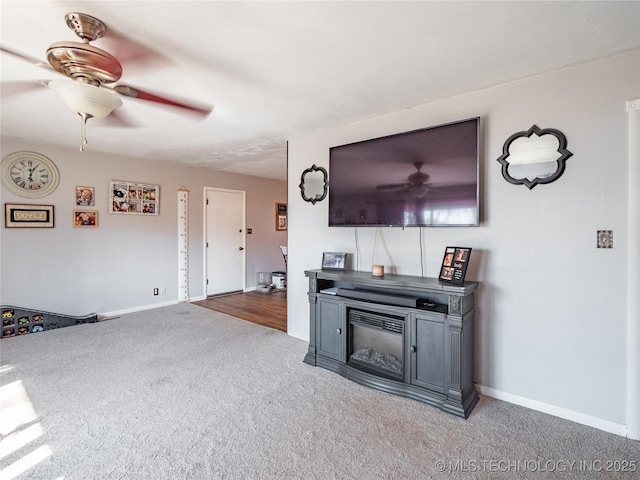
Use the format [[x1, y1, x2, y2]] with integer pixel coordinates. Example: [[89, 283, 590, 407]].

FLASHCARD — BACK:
[[304, 269, 477, 295]]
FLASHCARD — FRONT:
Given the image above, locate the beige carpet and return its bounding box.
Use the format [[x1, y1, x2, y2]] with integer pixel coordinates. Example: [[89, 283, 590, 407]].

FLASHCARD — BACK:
[[0, 303, 636, 479]]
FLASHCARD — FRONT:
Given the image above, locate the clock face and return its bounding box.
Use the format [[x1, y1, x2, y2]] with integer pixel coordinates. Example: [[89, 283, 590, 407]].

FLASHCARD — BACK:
[[2, 152, 60, 198]]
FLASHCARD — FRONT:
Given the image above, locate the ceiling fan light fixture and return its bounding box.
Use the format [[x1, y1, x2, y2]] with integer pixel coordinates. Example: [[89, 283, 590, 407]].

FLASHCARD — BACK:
[[49, 79, 122, 118], [49, 79, 122, 151], [411, 185, 430, 198]]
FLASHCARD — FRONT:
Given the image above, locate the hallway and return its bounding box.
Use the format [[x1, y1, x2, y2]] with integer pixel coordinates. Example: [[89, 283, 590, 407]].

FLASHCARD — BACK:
[[193, 291, 287, 332]]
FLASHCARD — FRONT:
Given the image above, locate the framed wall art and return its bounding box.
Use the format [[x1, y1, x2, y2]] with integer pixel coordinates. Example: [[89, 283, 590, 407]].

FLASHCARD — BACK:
[[75, 186, 95, 206], [276, 202, 287, 231], [74, 210, 98, 227], [109, 180, 159, 215], [5, 203, 54, 228]]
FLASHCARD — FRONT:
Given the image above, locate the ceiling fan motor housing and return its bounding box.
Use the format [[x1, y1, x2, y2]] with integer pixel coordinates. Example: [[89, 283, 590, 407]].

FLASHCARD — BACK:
[[46, 13, 122, 85], [65, 12, 107, 42]]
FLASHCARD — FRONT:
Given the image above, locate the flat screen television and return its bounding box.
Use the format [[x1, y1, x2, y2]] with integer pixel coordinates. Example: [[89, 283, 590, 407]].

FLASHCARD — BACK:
[[328, 117, 480, 227]]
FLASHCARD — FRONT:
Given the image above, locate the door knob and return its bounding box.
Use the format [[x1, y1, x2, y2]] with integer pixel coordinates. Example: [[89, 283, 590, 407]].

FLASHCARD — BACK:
[[239, 247, 244, 251]]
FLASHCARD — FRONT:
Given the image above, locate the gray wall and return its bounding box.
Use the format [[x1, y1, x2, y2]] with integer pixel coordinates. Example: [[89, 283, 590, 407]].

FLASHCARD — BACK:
[[287, 51, 639, 435], [0, 139, 287, 315]]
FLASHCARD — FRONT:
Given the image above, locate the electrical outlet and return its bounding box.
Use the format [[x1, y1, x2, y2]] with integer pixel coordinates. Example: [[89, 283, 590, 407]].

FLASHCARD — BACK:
[[153, 288, 159, 295]]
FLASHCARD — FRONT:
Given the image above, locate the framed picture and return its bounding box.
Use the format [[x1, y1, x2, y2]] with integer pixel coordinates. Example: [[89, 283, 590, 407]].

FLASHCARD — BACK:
[[73, 210, 98, 227], [276, 214, 287, 231], [75, 186, 95, 206], [439, 246, 472, 284], [5, 203, 54, 228], [322, 252, 347, 270], [276, 202, 287, 231], [109, 180, 158, 215]]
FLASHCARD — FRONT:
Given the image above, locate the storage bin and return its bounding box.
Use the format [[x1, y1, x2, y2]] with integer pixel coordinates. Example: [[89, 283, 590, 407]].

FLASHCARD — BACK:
[[256, 272, 272, 294]]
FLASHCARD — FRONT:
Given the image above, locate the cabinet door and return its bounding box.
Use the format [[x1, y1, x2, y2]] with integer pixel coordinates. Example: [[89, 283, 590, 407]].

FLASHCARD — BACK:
[[410, 314, 445, 393], [317, 297, 344, 361]]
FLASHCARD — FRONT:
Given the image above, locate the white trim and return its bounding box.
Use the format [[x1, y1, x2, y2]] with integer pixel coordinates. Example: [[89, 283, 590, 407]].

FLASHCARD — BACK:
[[99, 299, 182, 318], [627, 98, 640, 112], [476, 384, 629, 438], [629, 427, 640, 442], [626, 98, 640, 440]]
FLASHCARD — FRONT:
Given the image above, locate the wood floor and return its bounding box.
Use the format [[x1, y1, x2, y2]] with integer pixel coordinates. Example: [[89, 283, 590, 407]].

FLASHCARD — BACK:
[[193, 290, 287, 332]]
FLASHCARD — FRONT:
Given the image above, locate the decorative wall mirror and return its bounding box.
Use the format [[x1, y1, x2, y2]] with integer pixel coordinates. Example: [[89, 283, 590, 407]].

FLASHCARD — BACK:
[[299, 164, 328, 204], [497, 125, 573, 189]]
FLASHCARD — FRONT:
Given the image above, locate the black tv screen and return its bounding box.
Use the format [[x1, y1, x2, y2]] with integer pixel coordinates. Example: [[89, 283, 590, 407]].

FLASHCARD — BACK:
[[328, 117, 480, 227]]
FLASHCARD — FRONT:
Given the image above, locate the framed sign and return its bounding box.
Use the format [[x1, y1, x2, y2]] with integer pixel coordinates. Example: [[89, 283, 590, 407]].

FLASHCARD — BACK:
[[109, 180, 159, 215], [322, 252, 347, 270], [439, 247, 472, 284], [276, 202, 287, 231], [5, 203, 54, 228]]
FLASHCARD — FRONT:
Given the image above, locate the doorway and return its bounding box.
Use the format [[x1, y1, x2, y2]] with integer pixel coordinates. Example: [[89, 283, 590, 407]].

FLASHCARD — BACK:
[[205, 188, 246, 296]]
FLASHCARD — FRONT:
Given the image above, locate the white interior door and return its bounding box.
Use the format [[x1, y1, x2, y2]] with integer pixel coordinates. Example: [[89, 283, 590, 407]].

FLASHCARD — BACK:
[[206, 188, 245, 296]]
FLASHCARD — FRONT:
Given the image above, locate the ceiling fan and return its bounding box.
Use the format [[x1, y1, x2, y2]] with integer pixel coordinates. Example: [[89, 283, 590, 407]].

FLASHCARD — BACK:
[[376, 161, 432, 198], [1, 12, 213, 150]]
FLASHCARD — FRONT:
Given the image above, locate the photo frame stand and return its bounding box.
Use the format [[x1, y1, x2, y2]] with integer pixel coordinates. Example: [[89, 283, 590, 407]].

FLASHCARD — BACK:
[[439, 247, 472, 285]]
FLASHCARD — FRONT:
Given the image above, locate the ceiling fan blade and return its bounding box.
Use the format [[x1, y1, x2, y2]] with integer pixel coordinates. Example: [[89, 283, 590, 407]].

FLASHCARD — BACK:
[[99, 27, 173, 74], [94, 109, 140, 128], [376, 183, 411, 191], [1, 45, 54, 71], [0, 80, 50, 99], [112, 84, 212, 117]]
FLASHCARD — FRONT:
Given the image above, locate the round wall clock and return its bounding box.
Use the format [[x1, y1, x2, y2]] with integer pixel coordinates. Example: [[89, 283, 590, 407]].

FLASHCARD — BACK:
[[2, 151, 60, 198]]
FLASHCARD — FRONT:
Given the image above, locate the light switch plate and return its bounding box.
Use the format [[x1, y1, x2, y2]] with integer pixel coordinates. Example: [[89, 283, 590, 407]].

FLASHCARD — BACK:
[[597, 230, 613, 248]]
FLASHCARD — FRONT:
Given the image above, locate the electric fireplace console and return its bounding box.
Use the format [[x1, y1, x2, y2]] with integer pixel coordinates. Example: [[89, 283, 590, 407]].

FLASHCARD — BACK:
[[303, 269, 479, 418]]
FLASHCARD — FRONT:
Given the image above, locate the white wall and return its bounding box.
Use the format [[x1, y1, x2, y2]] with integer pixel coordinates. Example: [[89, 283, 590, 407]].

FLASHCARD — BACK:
[[287, 51, 639, 435], [0, 139, 287, 316]]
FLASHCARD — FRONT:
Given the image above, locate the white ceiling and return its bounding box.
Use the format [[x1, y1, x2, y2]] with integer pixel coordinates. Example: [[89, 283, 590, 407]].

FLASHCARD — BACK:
[[1, 1, 639, 181]]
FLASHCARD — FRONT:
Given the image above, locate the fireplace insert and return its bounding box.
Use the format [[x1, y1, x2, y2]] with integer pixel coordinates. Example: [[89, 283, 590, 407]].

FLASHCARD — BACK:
[[347, 308, 405, 381]]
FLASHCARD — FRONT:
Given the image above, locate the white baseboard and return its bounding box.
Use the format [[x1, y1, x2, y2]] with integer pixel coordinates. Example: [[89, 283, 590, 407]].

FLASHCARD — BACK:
[[477, 384, 631, 439], [627, 427, 640, 441], [98, 291, 252, 318], [99, 299, 182, 318]]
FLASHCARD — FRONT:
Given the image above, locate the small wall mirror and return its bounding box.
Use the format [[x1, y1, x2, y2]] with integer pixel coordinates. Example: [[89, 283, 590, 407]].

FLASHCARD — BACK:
[[497, 125, 572, 189], [299, 164, 328, 204]]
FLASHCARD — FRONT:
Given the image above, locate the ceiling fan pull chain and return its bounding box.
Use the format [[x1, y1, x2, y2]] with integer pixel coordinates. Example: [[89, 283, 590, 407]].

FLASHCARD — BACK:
[[78, 112, 92, 151]]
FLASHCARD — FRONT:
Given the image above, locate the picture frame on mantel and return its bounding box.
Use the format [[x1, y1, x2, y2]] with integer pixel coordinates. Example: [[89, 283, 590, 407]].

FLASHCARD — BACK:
[[322, 252, 347, 270], [439, 246, 472, 285]]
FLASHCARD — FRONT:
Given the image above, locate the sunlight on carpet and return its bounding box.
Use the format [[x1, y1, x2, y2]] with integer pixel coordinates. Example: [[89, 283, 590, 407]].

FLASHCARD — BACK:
[[0, 380, 53, 479]]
